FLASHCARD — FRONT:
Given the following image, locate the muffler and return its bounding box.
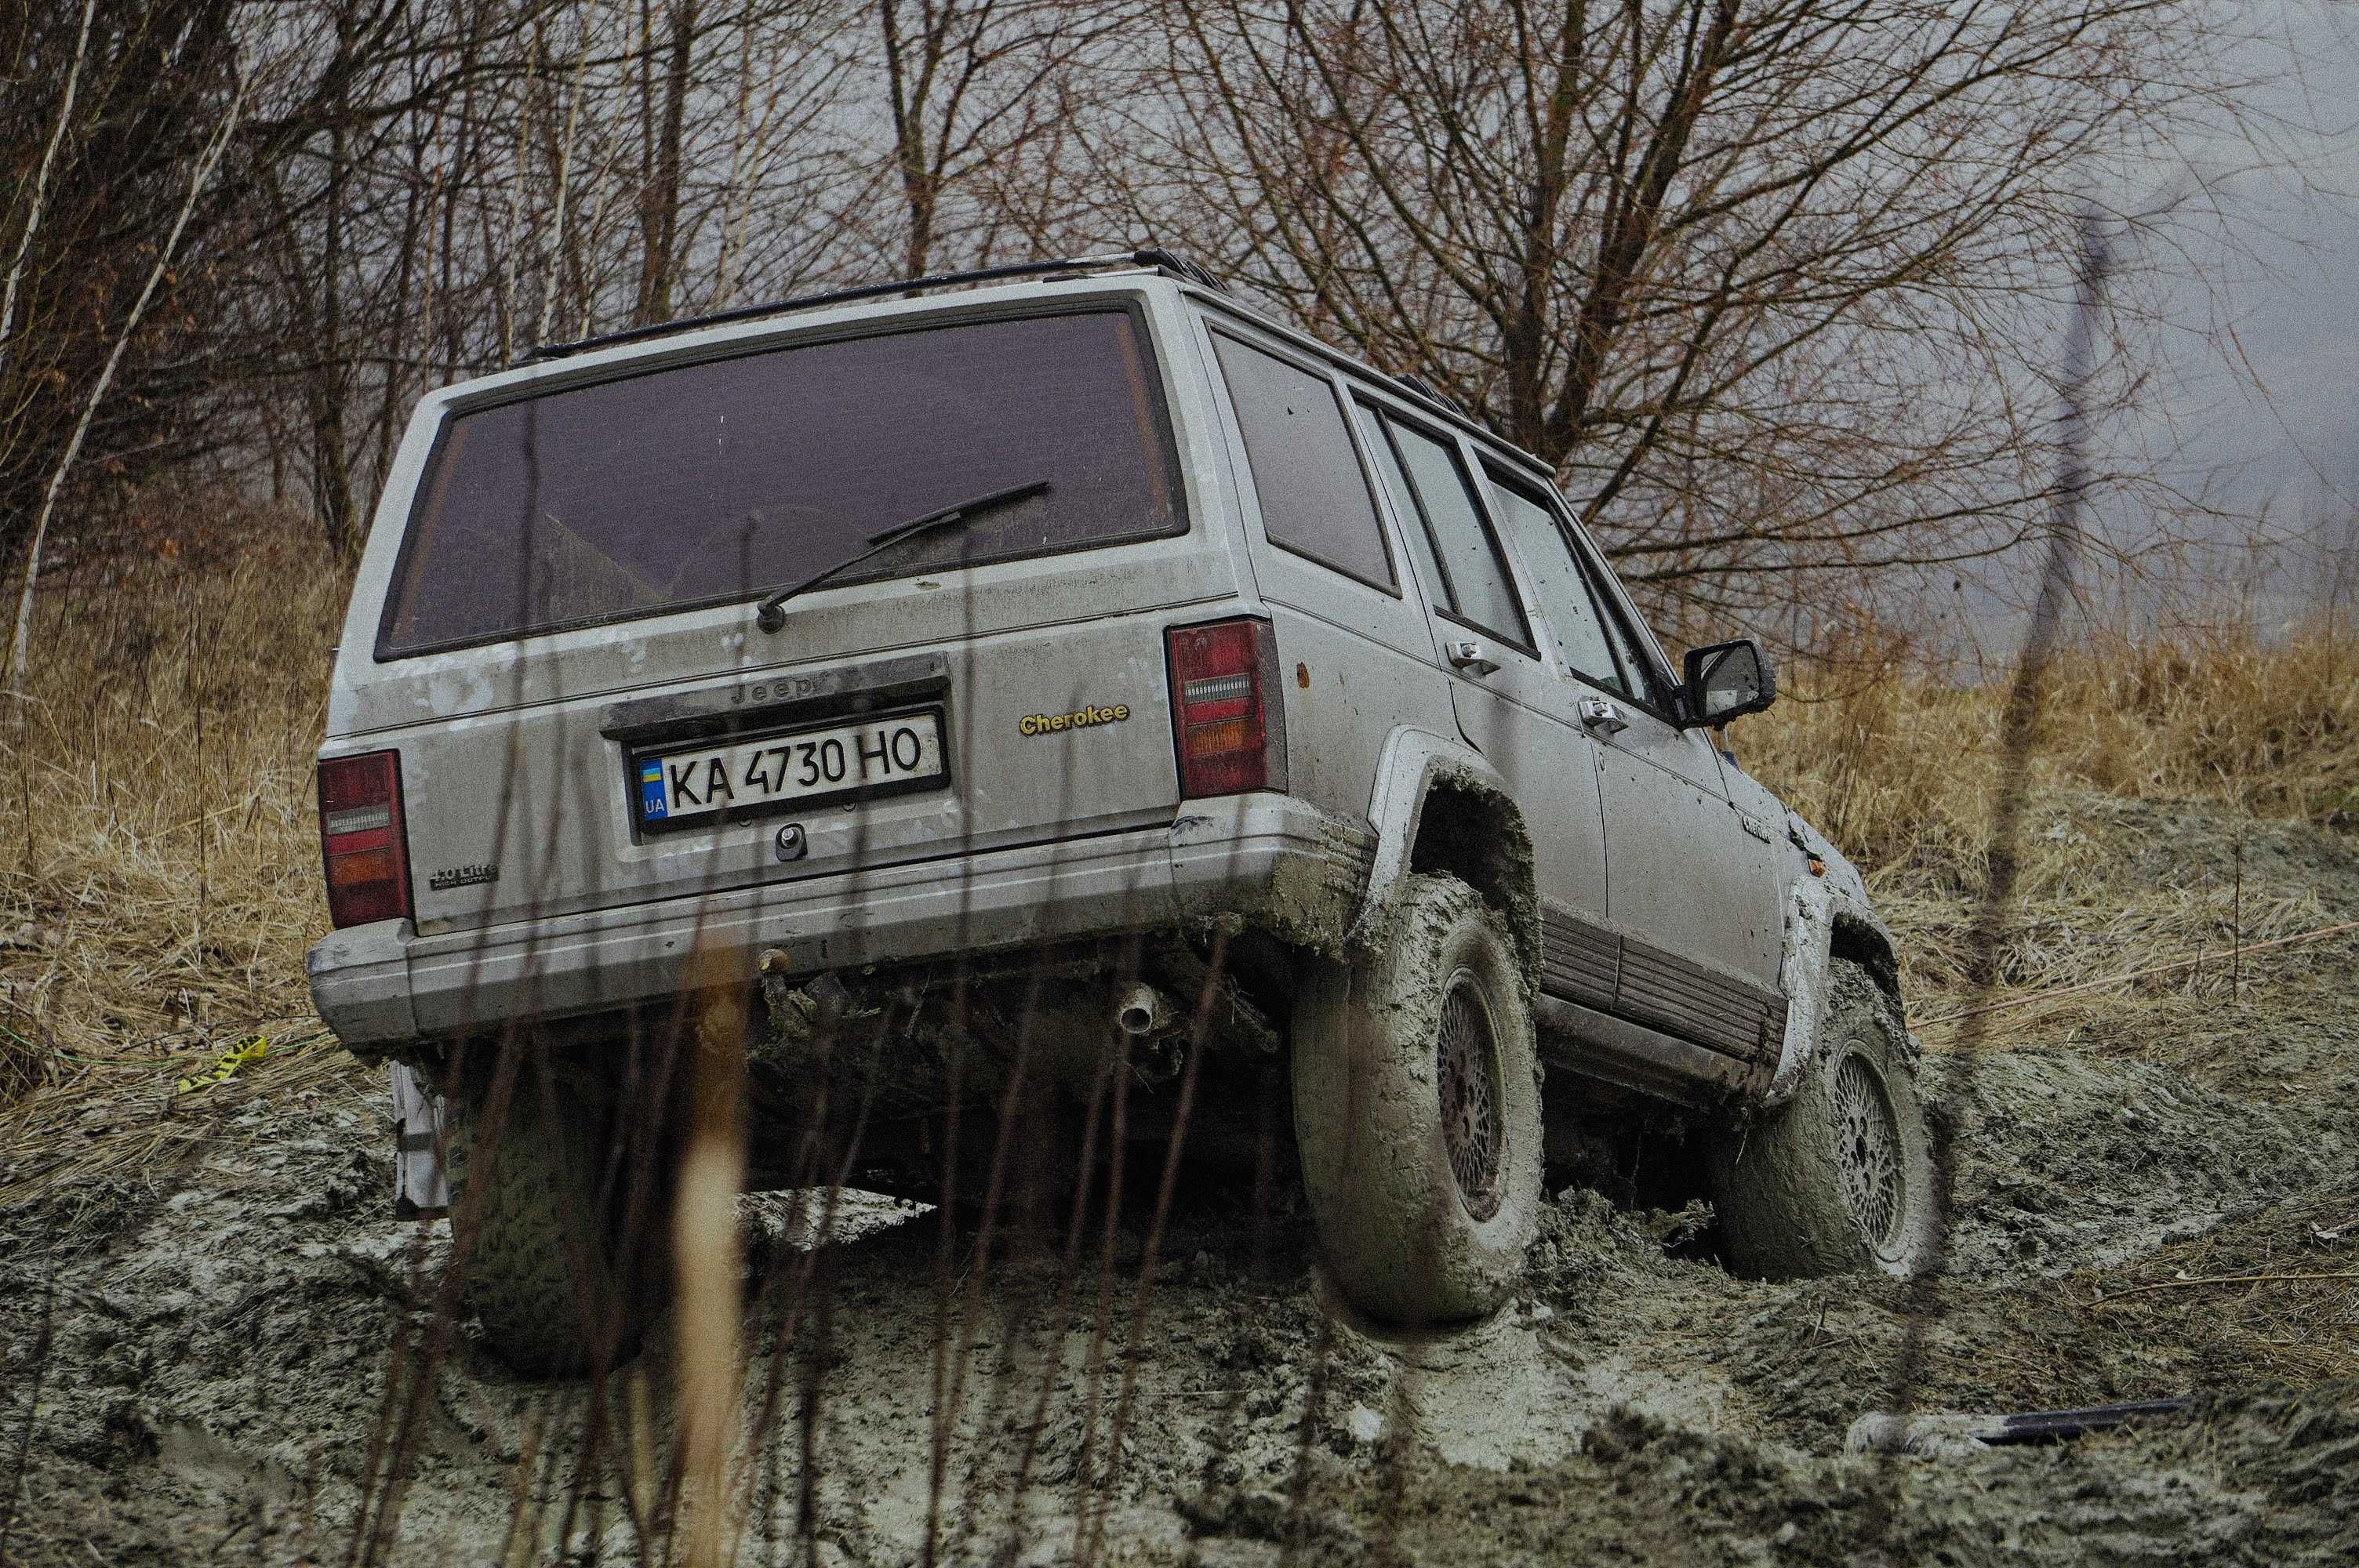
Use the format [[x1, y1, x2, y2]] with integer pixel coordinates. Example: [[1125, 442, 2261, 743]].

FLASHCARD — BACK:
[[1114, 982, 1178, 1039]]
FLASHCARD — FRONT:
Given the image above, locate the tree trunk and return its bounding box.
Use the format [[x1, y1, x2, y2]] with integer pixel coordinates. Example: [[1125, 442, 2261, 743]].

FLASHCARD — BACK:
[[635, 1, 698, 324], [314, 121, 356, 556]]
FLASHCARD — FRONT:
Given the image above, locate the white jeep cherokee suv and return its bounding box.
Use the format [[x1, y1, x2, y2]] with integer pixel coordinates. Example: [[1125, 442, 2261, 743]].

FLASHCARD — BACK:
[[307, 251, 1933, 1374]]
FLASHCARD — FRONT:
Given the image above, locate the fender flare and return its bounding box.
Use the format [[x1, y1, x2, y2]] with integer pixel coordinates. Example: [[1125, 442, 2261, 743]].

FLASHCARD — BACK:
[[1347, 727, 1541, 981], [1764, 874, 1903, 1108]]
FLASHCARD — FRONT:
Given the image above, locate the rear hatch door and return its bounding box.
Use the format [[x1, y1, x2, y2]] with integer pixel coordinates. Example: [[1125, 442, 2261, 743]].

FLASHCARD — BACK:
[[333, 299, 1227, 933]]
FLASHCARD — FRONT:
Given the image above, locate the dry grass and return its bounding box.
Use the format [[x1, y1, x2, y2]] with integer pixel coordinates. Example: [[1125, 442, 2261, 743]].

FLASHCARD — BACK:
[[2074, 1177, 2359, 1392], [1747, 618, 2359, 883], [0, 1034, 355, 1225], [1743, 619, 2359, 1004], [0, 508, 343, 1107]]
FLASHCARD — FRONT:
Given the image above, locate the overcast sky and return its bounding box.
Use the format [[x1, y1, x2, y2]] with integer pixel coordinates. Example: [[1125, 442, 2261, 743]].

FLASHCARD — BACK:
[[2091, 1, 2358, 626]]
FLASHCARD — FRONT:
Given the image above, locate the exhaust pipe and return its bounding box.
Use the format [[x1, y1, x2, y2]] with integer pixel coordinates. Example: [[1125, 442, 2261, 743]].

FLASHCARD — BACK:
[[1114, 982, 1177, 1039]]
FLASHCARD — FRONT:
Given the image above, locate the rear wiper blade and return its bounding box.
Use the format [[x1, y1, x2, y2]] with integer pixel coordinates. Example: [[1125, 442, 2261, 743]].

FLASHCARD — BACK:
[[754, 478, 1051, 633]]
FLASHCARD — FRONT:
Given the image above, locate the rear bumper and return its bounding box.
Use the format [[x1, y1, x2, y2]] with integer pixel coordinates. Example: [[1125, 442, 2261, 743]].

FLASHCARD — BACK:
[[306, 794, 1373, 1051]]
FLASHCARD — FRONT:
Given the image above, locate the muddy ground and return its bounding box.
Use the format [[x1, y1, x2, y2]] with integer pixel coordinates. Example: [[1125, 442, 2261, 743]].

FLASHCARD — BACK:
[[3, 793, 2356, 1566]]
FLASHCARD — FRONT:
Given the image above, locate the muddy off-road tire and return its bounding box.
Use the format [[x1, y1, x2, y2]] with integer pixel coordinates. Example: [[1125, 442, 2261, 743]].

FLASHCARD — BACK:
[[1291, 873, 1543, 1324], [448, 1078, 674, 1377], [1709, 958, 1936, 1279]]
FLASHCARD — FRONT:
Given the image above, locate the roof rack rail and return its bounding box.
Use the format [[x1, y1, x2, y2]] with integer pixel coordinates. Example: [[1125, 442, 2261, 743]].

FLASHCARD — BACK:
[[1393, 372, 1468, 418], [519, 247, 1225, 366]]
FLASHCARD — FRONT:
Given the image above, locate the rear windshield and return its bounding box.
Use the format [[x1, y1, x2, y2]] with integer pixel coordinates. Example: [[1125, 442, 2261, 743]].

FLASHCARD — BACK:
[[376, 307, 1184, 656]]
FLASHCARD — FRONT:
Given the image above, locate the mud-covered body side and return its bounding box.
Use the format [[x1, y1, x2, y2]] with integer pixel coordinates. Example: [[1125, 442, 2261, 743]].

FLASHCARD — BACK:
[[1343, 730, 1539, 981], [1169, 795, 1378, 958]]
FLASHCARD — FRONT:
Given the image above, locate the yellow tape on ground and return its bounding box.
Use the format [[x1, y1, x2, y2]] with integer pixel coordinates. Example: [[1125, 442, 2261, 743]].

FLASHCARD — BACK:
[[174, 1035, 268, 1094]]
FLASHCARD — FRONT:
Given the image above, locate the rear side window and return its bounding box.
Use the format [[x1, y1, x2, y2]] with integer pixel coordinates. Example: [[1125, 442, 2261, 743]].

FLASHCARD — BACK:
[[378, 309, 1183, 657], [1209, 332, 1395, 592], [1483, 466, 1624, 688], [1358, 408, 1531, 646]]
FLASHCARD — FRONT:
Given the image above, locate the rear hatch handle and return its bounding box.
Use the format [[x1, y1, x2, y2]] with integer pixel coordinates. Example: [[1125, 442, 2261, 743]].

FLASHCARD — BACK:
[[598, 652, 951, 752]]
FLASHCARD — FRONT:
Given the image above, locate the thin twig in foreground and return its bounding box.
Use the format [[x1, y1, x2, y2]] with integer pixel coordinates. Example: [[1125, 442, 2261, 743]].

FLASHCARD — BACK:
[[2092, 1271, 2359, 1305]]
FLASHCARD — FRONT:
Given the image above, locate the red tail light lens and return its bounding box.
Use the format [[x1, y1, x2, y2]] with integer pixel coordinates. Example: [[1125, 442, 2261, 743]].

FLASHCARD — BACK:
[[1166, 617, 1288, 797], [318, 751, 413, 927]]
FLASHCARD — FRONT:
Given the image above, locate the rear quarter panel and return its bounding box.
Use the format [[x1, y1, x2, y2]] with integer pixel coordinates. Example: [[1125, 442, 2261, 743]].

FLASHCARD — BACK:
[[1170, 304, 1457, 823]]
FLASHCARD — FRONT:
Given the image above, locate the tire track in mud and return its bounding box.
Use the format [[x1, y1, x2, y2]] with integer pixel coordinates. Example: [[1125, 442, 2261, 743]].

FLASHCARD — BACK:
[[7, 773, 2358, 1564], [5, 841, 2358, 1566]]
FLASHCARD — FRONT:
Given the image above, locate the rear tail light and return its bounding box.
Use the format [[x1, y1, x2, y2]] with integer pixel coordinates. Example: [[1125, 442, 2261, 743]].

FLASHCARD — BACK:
[[1166, 617, 1289, 797], [318, 750, 413, 928]]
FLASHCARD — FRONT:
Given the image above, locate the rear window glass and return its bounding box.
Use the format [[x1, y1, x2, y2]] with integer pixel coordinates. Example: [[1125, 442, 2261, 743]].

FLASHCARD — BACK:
[[1209, 332, 1395, 592], [377, 309, 1183, 656]]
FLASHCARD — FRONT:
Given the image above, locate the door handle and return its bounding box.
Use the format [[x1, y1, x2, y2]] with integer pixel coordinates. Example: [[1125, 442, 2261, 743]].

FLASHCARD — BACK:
[[1578, 695, 1630, 735], [1446, 638, 1500, 677]]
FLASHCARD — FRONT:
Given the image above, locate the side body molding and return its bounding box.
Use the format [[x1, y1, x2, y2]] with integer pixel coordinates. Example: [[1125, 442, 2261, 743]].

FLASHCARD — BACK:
[[1346, 726, 1539, 978]]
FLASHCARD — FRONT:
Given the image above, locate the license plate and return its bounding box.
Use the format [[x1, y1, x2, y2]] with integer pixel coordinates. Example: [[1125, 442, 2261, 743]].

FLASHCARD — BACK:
[[634, 710, 946, 828]]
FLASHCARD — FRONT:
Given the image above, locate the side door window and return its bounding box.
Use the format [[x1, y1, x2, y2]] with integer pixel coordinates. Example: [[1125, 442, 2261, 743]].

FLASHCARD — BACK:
[[1554, 517, 1680, 714], [1586, 583, 1678, 714], [1481, 465, 1626, 690], [1354, 404, 1533, 648]]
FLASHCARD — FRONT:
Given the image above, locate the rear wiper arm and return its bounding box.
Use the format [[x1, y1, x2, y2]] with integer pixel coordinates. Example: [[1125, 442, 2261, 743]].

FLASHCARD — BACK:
[[754, 479, 1051, 633]]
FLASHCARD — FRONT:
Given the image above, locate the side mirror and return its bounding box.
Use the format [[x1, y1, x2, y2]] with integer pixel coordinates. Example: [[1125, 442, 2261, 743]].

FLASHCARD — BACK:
[[1681, 637, 1777, 726]]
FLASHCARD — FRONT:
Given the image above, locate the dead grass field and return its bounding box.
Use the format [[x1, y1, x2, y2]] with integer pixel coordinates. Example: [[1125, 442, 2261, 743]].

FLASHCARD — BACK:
[[1746, 617, 2359, 995], [0, 521, 341, 1111]]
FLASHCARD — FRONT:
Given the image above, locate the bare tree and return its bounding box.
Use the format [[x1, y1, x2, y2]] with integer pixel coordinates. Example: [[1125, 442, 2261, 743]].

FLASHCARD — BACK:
[[1114, 0, 2265, 638], [0, 0, 96, 390], [866, 0, 1131, 274], [632, 0, 700, 321], [0, 0, 2291, 612], [13, 56, 248, 688], [0, 1, 252, 555]]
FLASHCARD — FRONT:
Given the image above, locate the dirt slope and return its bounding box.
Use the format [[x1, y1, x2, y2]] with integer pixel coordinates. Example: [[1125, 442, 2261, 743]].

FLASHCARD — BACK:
[[2, 793, 2355, 1566]]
